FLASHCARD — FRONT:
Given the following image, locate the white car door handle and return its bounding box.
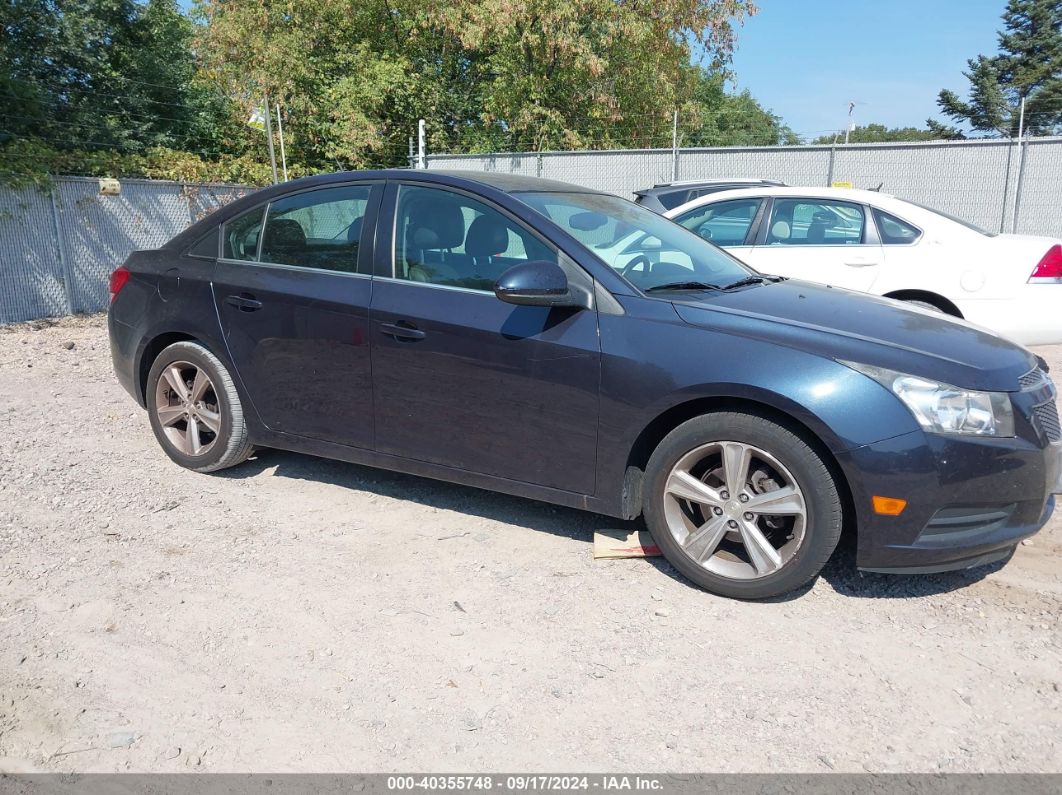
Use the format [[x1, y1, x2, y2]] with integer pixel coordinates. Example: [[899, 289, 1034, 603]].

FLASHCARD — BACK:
[[845, 258, 879, 267]]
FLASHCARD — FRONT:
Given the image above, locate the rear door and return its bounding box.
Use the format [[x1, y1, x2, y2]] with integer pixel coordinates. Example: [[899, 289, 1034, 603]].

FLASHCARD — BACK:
[[740, 197, 883, 290], [212, 182, 382, 449], [368, 181, 601, 494]]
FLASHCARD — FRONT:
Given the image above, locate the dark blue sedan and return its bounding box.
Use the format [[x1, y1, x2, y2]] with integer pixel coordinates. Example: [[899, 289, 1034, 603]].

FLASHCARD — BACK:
[[108, 170, 1062, 599]]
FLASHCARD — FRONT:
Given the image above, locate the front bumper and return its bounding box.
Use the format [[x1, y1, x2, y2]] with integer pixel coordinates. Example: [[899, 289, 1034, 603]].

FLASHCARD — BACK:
[[838, 429, 1060, 573]]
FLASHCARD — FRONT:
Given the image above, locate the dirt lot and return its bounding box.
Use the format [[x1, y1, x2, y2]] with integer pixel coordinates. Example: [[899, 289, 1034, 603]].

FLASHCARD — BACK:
[[0, 314, 1060, 773]]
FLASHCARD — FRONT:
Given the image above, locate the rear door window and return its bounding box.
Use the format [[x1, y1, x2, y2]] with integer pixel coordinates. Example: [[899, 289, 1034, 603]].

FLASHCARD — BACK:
[[259, 185, 372, 273], [766, 199, 865, 246]]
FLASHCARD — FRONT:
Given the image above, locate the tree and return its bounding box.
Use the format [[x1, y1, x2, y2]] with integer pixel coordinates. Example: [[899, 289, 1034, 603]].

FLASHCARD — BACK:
[[932, 0, 1062, 136], [683, 69, 799, 147], [0, 0, 243, 156], [194, 0, 756, 166], [810, 124, 940, 145]]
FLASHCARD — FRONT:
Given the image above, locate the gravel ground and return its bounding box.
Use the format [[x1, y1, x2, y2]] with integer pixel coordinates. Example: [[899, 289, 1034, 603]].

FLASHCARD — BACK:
[[0, 314, 1060, 773]]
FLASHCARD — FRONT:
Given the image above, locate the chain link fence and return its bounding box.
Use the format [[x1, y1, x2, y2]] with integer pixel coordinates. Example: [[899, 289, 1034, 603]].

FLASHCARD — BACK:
[[426, 136, 1062, 238], [0, 177, 250, 324], [3, 140, 1058, 324]]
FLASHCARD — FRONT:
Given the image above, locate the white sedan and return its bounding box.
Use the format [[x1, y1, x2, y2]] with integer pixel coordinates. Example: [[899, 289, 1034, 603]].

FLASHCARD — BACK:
[[645, 187, 1061, 345]]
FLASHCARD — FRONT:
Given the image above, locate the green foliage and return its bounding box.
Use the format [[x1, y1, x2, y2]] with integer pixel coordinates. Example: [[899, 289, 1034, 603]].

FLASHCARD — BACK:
[[932, 0, 1062, 136], [0, 0, 245, 153], [2, 0, 797, 183], [0, 138, 296, 188], [195, 0, 758, 158], [683, 70, 799, 147], [810, 124, 942, 145]]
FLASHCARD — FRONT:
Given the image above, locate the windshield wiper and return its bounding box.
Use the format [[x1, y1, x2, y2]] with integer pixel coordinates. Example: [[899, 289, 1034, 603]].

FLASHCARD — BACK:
[[719, 275, 767, 290], [644, 281, 724, 293]]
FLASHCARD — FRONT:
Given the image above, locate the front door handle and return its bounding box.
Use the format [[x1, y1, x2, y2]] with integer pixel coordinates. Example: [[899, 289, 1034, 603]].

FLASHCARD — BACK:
[[844, 259, 879, 268], [380, 321, 426, 341], [225, 293, 263, 312]]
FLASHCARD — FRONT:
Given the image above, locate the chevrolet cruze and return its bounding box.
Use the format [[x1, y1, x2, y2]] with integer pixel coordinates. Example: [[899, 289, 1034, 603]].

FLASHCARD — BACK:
[[108, 171, 1062, 599]]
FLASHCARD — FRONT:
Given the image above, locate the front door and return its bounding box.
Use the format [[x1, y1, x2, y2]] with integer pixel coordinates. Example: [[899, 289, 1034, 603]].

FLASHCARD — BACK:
[[212, 182, 382, 449], [370, 182, 601, 495], [740, 197, 883, 291]]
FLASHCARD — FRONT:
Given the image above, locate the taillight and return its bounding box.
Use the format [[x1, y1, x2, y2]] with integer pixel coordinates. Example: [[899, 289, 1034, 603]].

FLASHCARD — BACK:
[[1029, 245, 1062, 282], [109, 266, 131, 302]]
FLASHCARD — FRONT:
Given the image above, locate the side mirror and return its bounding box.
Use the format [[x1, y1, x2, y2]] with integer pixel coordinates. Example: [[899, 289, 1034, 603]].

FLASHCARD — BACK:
[[494, 260, 586, 308]]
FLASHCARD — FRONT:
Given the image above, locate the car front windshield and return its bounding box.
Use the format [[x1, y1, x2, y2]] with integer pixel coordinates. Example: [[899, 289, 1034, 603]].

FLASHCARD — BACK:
[[514, 191, 754, 292]]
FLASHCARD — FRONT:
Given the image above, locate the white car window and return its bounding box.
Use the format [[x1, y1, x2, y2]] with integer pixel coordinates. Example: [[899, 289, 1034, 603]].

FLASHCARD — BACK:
[[766, 199, 865, 246], [674, 199, 762, 247], [873, 208, 922, 245]]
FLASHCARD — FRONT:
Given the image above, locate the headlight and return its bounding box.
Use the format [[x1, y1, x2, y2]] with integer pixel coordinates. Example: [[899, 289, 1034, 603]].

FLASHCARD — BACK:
[[845, 362, 1014, 437]]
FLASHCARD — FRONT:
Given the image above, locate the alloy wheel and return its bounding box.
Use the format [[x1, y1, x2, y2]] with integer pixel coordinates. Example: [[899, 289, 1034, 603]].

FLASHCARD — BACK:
[[663, 441, 807, 580], [154, 361, 221, 457]]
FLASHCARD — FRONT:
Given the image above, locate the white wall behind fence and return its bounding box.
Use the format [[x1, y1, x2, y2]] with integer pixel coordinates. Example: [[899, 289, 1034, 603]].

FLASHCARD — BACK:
[[426, 137, 1062, 238]]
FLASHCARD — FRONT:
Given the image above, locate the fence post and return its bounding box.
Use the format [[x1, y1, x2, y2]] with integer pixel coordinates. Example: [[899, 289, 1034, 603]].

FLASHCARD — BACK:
[[671, 110, 679, 182], [1012, 137, 1029, 234], [48, 182, 75, 315], [826, 145, 836, 187], [999, 138, 1015, 232]]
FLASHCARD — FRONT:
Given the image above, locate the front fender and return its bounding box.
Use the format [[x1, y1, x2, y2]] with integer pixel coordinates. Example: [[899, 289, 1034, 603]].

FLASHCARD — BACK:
[[595, 302, 919, 515]]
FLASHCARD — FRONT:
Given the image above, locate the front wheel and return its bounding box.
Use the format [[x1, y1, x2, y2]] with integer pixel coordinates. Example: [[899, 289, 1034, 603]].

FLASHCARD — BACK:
[[643, 412, 843, 599], [146, 341, 254, 473]]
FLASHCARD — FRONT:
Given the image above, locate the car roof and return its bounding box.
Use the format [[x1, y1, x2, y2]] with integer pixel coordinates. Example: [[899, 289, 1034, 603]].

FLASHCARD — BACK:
[[648, 178, 784, 189], [428, 169, 604, 194], [663, 185, 907, 214], [272, 168, 604, 195]]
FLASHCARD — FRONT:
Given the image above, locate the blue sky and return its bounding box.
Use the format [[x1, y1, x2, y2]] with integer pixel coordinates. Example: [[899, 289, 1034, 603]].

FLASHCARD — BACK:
[[727, 0, 1007, 137]]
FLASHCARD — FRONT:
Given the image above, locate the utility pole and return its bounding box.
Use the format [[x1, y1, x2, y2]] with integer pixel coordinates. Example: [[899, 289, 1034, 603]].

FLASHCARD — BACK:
[[671, 109, 679, 182], [263, 93, 278, 184], [417, 119, 426, 169], [275, 104, 288, 182], [844, 101, 856, 145], [408, 137, 415, 169]]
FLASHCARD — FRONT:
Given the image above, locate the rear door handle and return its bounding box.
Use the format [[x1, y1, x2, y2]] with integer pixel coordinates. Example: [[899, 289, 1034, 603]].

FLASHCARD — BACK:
[[380, 321, 426, 341], [225, 293, 263, 312], [844, 258, 879, 268]]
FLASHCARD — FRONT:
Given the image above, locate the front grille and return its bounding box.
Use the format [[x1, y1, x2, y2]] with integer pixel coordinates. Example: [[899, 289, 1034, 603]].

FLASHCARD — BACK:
[[1019, 367, 1047, 389], [1033, 401, 1061, 443]]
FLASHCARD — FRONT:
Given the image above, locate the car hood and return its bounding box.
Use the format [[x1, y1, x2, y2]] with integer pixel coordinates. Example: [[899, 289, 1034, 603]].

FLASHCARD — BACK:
[[670, 279, 1038, 392]]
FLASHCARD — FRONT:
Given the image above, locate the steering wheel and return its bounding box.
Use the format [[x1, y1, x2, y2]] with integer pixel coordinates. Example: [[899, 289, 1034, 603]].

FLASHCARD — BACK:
[[621, 253, 653, 278]]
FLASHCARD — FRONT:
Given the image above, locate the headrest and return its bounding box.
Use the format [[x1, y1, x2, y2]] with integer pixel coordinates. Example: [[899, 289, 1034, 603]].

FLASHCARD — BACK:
[[405, 199, 465, 250], [465, 215, 509, 257], [770, 220, 791, 240], [347, 216, 363, 244], [264, 218, 306, 249]]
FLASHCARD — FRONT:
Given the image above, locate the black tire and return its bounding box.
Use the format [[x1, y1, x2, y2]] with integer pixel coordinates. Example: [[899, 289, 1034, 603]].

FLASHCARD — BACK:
[[146, 341, 254, 473], [643, 412, 843, 600]]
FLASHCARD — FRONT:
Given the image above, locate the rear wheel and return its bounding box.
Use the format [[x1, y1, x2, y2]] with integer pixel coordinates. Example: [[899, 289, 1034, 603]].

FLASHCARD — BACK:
[[643, 412, 842, 599], [146, 341, 253, 473]]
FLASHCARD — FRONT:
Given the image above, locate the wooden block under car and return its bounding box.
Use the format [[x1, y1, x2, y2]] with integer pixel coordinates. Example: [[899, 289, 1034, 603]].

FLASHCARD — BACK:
[[593, 529, 662, 559]]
